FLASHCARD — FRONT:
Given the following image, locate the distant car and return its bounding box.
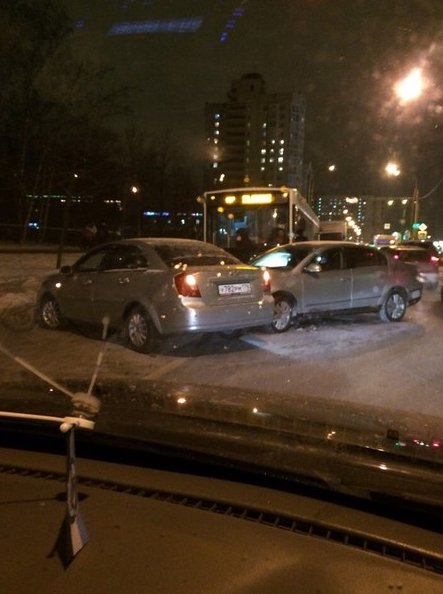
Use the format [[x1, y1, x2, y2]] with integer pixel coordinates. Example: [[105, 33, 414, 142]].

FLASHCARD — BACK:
[[400, 240, 441, 259], [381, 245, 440, 289], [37, 238, 274, 352], [251, 241, 422, 332]]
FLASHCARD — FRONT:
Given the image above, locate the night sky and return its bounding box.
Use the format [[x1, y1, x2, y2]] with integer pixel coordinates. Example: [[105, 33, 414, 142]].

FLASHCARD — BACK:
[[60, 1, 443, 227]]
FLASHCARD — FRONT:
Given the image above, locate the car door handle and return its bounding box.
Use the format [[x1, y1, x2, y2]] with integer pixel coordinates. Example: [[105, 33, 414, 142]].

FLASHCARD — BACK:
[[118, 277, 130, 284]]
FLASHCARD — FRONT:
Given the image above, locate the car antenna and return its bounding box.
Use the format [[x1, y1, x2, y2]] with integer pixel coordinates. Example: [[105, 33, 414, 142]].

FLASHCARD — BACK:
[[0, 316, 110, 566]]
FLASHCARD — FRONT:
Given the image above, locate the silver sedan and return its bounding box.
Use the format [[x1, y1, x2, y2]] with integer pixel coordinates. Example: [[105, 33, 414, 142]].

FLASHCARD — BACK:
[[251, 241, 423, 332], [37, 238, 274, 352]]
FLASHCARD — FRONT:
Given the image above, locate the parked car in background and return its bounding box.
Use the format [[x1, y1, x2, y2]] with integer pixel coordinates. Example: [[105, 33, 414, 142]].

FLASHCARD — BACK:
[[251, 241, 422, 332], [381, 245, 440, 289], [37, 238, 274, 352]]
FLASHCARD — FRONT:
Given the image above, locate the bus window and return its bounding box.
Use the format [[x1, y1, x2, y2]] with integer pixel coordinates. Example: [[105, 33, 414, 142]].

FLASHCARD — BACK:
[[203, 187, 319, 252]]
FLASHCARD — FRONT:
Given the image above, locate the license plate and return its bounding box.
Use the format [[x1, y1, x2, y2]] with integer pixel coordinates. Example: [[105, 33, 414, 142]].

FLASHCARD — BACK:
[[218, 282, 251, 296]]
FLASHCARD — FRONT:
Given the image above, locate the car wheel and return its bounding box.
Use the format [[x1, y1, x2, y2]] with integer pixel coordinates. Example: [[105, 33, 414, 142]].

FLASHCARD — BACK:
[[125, 306, 156, 353], [272, 295, 294, 333], [38, 295, 66, 330], [379, 289, 407, 323]]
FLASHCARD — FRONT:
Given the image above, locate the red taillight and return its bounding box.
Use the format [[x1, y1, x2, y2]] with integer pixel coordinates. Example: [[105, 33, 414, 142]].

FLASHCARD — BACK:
[[431, 255, 439, 264], [174, 272, 201, 297], [262, 269, 271, 293]]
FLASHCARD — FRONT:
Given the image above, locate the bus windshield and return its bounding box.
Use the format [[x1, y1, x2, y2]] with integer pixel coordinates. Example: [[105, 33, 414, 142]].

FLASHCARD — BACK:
[[207, 203, 290, 250], [202, 187, 319, 260]]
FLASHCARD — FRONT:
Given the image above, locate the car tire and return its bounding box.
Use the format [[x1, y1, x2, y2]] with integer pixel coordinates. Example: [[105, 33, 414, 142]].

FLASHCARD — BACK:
[[379, 289, 407, 323], [271, 295, 294, 333], [124, 305, 157, 353], [38, 294, 66, 330]]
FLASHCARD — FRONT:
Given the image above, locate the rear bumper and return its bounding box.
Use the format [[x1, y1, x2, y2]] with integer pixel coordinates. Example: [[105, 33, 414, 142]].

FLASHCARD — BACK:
[[156, 295, 274, 335]]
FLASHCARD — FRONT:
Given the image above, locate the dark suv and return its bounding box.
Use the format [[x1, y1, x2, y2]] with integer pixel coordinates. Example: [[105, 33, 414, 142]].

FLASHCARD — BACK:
[[400, 241, 441, 261], [382, 245, 440, 289]]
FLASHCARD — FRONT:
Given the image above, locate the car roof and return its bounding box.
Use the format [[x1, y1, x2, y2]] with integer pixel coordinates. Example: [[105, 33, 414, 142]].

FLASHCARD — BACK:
[[124, 237, 205, 246], [278, 240, 363, 249], [401, 240, 434, 246], [386, 245, 427, 251], [121, 237, 225, 251]]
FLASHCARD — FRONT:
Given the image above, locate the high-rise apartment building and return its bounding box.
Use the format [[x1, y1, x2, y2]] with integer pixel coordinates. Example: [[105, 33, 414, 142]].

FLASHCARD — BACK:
[[205, 73, 305, 191]]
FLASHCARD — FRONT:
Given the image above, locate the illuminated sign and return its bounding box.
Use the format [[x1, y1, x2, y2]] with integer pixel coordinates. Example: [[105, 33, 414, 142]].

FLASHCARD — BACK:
[[241, 193, 274, 205], [224, 195, 236, 205]]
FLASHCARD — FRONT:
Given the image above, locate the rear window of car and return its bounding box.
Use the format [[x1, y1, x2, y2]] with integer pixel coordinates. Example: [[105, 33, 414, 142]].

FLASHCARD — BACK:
[[393, 249, 430, 262], [153, 244, 240, 267]]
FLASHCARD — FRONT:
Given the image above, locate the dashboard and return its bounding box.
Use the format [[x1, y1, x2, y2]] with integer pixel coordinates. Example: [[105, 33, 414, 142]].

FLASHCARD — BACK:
[[2, 443, 443, 593]]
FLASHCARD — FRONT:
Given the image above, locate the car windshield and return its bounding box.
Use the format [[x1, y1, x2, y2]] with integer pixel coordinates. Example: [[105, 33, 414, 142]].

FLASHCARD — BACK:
[[252, 245, 313, 269], [2, 0, 443, 566]]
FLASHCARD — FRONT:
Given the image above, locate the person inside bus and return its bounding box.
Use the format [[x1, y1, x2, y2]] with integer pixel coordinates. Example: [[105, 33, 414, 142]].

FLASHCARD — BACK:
[[294, 226, 308, 242], [267, 227, 288, 247], [234, 227, 256, 262]]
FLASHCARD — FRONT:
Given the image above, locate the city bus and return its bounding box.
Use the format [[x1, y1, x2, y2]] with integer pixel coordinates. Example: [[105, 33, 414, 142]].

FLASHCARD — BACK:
[[200, 186, 320, 260]]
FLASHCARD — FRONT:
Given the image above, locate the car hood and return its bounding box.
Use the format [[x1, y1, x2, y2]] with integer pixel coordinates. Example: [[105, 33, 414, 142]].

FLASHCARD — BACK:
[[2, 378, 443, 511]]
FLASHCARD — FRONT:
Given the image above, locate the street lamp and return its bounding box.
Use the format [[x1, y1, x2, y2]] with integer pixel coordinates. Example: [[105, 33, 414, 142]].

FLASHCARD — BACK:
[[384, 162, 400, 177], [394, 67, 424, 104], [121, 184, 141, 238]]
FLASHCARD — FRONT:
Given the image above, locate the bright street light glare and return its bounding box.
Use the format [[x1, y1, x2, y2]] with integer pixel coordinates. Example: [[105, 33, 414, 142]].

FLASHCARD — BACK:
[[394, 68, 423, 103], [385, 162, 401, 177]]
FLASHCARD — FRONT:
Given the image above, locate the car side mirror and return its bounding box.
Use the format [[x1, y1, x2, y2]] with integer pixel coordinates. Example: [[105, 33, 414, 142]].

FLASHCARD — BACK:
[[304, 262, 322, 273], [60, 265, 73, 274]]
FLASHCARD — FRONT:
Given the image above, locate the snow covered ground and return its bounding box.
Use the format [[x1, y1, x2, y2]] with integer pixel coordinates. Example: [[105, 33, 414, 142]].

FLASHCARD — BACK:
[[0, 251, 80, 331]]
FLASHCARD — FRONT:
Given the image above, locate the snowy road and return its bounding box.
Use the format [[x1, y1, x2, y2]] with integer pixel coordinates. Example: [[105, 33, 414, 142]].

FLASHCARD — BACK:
[[0, 251, 442, 418]]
